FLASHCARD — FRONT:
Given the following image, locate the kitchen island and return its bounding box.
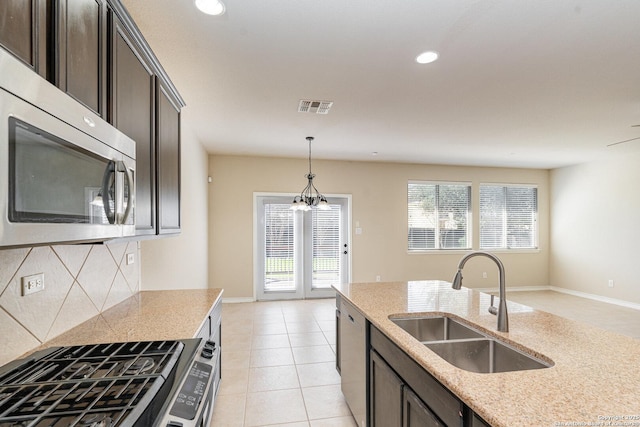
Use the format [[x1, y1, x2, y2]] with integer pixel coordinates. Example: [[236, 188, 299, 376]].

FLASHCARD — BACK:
[[334, 280, 640, 426], [29, 289, 223, 351]]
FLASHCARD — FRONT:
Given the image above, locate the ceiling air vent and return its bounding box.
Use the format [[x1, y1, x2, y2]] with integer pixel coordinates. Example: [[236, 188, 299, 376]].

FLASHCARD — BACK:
[[298, 100, 333, 114]]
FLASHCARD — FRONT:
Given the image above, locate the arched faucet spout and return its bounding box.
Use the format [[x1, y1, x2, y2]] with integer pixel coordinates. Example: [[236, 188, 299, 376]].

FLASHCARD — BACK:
[[450, 251, 509, 332]]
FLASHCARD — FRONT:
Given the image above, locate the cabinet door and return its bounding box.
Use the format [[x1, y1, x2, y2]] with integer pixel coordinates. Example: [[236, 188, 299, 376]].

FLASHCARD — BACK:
[[0, 0, 48, 78], [156, 80, 181, 234], [471, 413, 491, 427], [404, 387, 445, 427], [370, 350, 403, 427], [110, 13, 156, 236], [56, 0, 107, 116]]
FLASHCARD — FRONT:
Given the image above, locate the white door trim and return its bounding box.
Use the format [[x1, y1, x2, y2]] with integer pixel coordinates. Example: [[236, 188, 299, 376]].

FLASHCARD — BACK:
[[253, 192, 352, 301]]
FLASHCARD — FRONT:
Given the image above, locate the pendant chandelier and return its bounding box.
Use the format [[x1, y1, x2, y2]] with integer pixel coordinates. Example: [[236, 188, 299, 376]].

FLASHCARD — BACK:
[[291, 136, 330, 211]]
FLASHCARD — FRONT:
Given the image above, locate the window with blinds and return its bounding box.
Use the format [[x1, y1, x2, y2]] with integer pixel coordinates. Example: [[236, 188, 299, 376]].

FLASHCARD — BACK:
[[480, 184, 538, 249], [408, 182, 471, 251], [311, 204, 341, 289], [264, 203, 295, 291]]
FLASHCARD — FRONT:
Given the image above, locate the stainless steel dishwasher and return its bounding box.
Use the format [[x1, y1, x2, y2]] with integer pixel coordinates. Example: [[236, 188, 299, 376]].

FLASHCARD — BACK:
[[339, 298, 367, 427]]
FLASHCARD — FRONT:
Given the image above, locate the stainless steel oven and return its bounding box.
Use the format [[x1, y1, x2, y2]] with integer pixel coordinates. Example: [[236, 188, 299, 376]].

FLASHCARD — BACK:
[[0, 336, 221, 427], [0, 48, 135, 248]]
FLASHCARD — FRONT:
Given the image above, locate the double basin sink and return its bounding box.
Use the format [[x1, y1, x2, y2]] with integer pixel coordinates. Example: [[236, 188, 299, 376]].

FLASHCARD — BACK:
[[390, 316, 553, 373]]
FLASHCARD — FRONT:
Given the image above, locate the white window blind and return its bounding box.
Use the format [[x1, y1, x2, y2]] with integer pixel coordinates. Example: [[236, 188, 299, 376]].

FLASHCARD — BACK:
[[264, 203, 295, 291], [311, 204, 341, 289], [480, 185, 538, 249], [408, 182, 471, 251]]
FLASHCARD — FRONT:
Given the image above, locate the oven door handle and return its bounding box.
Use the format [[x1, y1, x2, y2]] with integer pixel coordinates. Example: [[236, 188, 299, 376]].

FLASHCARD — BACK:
[[101, 160, 116, 225]]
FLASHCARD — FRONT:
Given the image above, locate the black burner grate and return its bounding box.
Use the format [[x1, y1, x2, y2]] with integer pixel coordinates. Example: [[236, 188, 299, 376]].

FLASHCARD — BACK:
[[0, 341, 184, 427]]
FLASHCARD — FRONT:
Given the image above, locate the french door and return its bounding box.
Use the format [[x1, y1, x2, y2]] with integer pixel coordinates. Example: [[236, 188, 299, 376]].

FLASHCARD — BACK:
[[255, 195, 350, 300]]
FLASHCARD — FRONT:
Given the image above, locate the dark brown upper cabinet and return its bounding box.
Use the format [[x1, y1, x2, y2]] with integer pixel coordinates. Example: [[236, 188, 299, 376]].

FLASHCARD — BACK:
[[156, 79, 181, 235], [55, 0, 107, 117], [109, 11, 157, 236], [0, 0, 49, 79], [2, 0, 184, 239]]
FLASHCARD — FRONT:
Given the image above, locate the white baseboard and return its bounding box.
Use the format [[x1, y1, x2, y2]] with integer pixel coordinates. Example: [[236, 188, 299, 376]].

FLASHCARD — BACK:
[[475, 285, 640, 311], [549, 286, 640, 311], [474, 286, 551, 293], [222, 297, 255, 304]]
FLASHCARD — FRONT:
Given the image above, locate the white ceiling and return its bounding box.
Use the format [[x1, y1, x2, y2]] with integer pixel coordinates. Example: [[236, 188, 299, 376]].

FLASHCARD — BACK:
[[121, 0, 640, 169]]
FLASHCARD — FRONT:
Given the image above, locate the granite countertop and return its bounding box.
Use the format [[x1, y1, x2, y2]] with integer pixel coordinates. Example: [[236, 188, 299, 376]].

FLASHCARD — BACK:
[[334, 281, 640, 427], [31, 289, 224, 352]]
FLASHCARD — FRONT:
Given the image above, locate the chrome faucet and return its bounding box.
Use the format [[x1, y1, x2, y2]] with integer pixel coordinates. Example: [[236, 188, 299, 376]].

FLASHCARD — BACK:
[[451, 251, 509, 332]]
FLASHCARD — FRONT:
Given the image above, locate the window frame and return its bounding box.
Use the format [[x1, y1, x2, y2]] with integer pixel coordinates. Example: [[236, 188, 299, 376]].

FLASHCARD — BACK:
[[479, 183, 538, 251], [407, 180, 472, 252]]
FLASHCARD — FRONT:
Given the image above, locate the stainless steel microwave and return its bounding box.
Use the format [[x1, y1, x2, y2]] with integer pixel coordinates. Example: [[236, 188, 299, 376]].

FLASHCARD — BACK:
[[0, 49, 135, 247]]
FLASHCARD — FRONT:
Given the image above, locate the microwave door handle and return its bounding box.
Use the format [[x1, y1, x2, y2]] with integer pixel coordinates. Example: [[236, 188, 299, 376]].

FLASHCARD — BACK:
[[120, 162, 134, 225], [101, 160, 116, 225]]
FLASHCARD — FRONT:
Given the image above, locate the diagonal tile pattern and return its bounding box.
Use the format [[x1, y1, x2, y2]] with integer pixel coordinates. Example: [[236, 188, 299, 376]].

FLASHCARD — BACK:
[[0, 242, 141, 366], [0, 246, 74, 341], [76, 245, 119, 311]]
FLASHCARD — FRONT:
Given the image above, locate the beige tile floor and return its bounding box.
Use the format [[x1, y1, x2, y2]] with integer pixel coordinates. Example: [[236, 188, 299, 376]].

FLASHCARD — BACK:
[[211, 298, 356, 427], [211, 291, 640, 426]]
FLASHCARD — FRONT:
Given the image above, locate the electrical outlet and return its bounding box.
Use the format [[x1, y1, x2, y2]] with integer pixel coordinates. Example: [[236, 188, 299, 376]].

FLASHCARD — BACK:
[[21, 273, 45, 296], [126, 253, 135, 265], [482, 272, 488, 279], [608, 279, 614, 288], [376, 275, 381, 282]]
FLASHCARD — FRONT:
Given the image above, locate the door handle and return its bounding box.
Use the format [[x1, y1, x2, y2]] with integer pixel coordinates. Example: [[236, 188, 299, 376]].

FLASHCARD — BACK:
[[118, 161, 134, 225], [101, 160, 116, 224]]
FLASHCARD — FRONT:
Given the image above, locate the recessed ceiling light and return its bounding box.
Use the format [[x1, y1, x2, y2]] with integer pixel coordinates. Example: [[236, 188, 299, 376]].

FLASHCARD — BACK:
[[416, 51, 439, 64], [195, 0, 226, 16]]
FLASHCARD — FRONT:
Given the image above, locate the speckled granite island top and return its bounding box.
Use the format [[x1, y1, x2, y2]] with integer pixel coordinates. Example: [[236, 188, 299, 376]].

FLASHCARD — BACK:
[[334, 281, 640, 427], [31, 289, 223, 352]]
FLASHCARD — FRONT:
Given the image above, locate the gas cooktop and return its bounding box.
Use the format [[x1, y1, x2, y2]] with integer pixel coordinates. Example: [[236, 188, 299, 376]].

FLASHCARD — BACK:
[[0, 341, 184, 427]]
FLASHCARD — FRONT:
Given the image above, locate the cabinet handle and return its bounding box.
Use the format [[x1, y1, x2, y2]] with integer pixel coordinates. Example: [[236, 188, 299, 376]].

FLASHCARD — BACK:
[[348, 314, 354, 323]]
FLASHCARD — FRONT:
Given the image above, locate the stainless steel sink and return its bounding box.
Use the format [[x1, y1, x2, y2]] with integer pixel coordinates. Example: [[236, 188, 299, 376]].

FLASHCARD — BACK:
[[389, 315, 553, 373], [425, 338, 552, 373], [390, 316, 483, 342]]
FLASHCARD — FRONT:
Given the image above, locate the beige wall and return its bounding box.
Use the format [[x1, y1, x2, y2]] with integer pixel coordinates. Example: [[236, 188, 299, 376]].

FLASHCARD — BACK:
[[209, 155, 550, 299], [550, 151, 640, 304], [141, 117, 209, 290]]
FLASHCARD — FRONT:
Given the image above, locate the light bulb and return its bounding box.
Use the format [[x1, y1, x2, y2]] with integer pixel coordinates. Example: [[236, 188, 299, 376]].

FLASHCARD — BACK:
[[195, 0, 225, 16]]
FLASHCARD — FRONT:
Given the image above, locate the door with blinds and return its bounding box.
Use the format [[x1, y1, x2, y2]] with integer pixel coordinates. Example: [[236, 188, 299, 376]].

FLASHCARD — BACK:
[[256, 195, 350, 300]]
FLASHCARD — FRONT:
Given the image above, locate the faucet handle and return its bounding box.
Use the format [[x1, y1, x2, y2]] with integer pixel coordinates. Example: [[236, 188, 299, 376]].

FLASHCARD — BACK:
[[488, 294, 498, 316]]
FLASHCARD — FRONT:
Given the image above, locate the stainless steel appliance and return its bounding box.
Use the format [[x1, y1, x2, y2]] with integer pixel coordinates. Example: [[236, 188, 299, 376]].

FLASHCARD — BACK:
[[0, 337, 221, 427], [0, 48, 135, 248], [339, 298, 366, 427]]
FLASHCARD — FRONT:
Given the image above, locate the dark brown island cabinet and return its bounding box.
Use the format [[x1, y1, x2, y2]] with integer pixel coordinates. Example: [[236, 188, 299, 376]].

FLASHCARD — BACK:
[[0, 0, 184, 238], [337, 299, 492, 427]]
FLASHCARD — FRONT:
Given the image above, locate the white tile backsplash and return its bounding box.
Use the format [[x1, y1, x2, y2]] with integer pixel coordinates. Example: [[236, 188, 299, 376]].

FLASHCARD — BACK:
[[0, 241, 141, 366]]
